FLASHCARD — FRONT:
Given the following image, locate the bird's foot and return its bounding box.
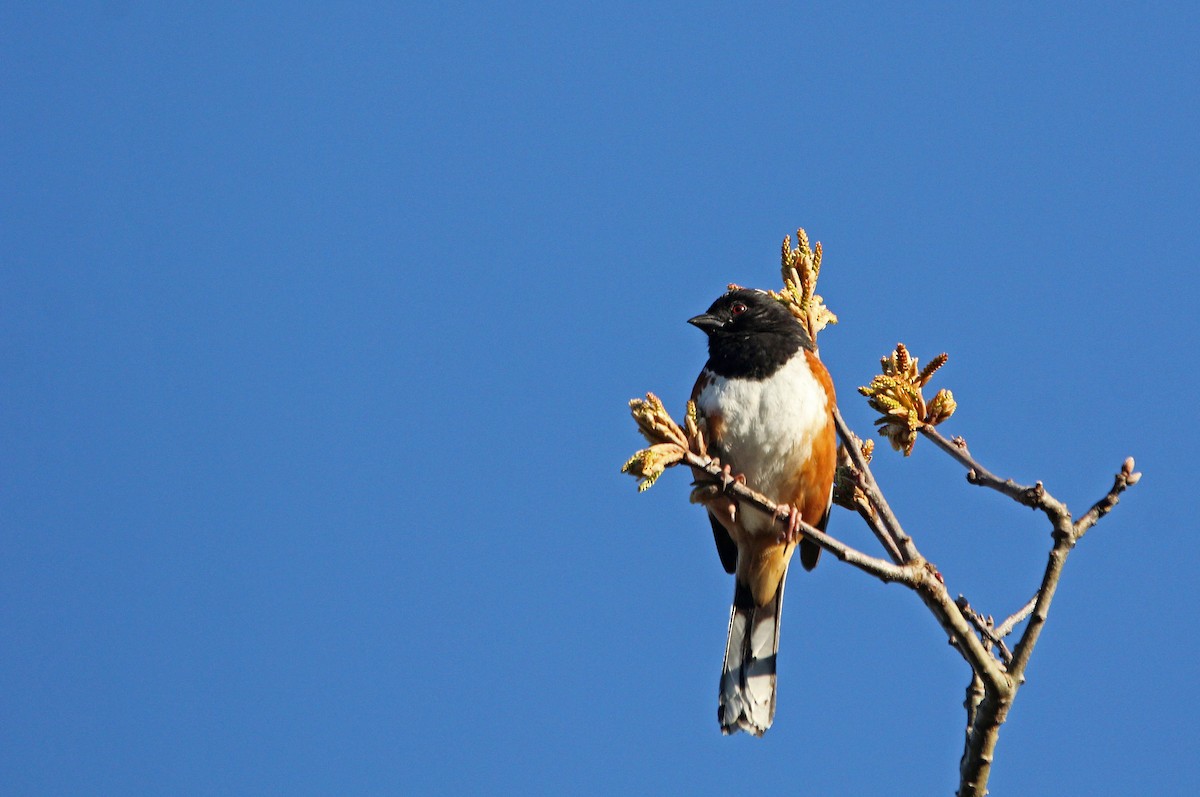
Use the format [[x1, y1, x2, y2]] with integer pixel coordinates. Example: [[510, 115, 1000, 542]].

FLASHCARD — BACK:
[[775, 504, 805, 546], [689, 461, 743, 533]]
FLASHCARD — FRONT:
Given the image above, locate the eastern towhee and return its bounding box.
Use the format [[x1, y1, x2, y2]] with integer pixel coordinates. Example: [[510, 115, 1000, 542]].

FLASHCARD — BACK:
[[689, 288, 837, 736]]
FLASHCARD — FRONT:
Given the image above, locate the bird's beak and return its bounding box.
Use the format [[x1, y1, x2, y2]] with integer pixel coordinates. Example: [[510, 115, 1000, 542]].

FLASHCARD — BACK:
[[688, 313, 725, 332]]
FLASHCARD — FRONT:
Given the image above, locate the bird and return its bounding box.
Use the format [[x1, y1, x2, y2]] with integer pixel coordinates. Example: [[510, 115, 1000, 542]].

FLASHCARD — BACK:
[[688, 287, 837, 736]]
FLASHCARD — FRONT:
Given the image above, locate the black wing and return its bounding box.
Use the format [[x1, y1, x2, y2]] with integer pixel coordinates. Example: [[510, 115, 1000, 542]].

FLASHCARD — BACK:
[[708, 512, 738, 574]]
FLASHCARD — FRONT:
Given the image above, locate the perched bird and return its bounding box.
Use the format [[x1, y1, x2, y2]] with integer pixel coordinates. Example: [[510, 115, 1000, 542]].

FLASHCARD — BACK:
[[688, 288, 837, 736]]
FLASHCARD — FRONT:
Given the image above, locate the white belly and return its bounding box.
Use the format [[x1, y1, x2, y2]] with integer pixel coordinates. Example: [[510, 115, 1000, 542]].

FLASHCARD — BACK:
[[697, 355, 829, 534]]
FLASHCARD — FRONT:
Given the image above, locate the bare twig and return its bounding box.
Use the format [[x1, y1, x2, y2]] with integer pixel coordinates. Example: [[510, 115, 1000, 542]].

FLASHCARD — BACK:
[[996, 595, 1037, 639], [1074, 460, 1142, 540], [956, 597, 1015, 665], [832, 407, 918, 563], [838, 461, 905, 564], [954, 593, 1037, 667], [919, 425, 1071, 524], [1006, 464, 1139, 687]]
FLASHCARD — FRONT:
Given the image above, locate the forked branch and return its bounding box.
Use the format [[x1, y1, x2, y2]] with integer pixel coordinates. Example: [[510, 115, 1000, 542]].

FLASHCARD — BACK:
[[621, 229, 1140, 796]]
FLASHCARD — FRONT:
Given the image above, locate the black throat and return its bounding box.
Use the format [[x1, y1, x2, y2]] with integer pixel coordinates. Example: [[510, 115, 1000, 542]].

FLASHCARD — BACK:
[[706, 328, 806, 380]]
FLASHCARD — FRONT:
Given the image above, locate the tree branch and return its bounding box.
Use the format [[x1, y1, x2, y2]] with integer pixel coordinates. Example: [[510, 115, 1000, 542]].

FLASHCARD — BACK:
[[911, 423, 1140, 794], [838, 466, 905, 564], [624, 327, 1140, 796], [917, 423, 1141, 689], [919, 425, 1071, 524], [1074, 461, 1141, 540], [832, 407, 918, 563], [1006, 460, 1139, 685], [996, 595, 1037, 639], [956, 597, 1014, 665]]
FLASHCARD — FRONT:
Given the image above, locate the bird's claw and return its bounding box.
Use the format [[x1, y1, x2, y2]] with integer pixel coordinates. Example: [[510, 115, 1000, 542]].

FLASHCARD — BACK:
[[718, 464, 746, 493], [776, 504, 805, 546]]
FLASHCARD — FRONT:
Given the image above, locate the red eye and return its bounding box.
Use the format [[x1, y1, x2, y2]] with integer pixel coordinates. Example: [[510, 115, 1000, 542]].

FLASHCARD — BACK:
[[731, 302, 747, 316]]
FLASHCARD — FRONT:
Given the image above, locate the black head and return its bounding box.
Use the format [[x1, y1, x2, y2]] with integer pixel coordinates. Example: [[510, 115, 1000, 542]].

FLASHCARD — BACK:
[[688, 289, 810, 379]]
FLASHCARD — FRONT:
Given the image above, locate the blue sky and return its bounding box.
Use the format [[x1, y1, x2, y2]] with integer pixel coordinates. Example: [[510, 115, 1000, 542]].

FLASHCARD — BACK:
[[3, 4, 1197, 795]]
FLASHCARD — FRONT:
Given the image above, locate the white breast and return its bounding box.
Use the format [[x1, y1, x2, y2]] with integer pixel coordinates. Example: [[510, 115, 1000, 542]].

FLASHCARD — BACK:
[[697, 355, 829, 534]]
